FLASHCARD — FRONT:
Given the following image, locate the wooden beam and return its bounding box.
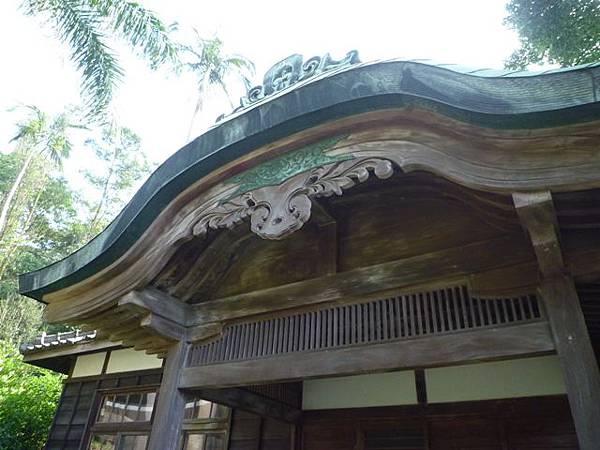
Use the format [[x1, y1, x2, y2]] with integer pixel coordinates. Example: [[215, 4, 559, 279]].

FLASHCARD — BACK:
[[119, 288, 190, 326], [192, 234, 535, 324], [513, 191, 563, 276], [140, 313, 185, 342], [147, 341, 189, 450], [191, 387, 301, 424], [538, 275, 600, 450], [514, 191, 600, 450], [180, 322, 554, 388], [186, 323, 223, 343]]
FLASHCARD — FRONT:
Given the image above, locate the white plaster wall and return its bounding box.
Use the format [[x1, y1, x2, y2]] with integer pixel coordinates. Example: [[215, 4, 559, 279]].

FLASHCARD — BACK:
[[71, 352, 106, 378], [426, 355, 566, 403], [302, 371, 417, 410], [105, 348, 163, 373]]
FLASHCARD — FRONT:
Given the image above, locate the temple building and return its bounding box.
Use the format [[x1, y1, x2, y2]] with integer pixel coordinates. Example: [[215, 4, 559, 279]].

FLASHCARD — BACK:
[[19, 52, 600, 450]]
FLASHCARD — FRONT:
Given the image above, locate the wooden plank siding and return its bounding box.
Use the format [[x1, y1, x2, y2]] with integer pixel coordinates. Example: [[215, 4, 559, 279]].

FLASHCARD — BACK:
[[228, 409, 293, 450], [301, 396, 578, 450]]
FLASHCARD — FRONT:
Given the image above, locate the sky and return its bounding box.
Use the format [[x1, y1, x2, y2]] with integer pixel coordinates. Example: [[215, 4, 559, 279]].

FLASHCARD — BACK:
[[0, 0, 524, 193]]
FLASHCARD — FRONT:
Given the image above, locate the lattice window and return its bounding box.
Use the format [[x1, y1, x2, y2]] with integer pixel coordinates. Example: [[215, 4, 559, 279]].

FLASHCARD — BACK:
[[88, 388, 157, 450], [189, 284, 543, 367]]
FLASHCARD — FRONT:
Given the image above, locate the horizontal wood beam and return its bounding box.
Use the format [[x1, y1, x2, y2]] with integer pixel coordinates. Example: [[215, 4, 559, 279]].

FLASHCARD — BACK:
[[180, 322, 554, 389], [140, 313, 185, 342], [119, 288, 191, 326], [192, 234, 535, 324], [190, 387, 301, 424]]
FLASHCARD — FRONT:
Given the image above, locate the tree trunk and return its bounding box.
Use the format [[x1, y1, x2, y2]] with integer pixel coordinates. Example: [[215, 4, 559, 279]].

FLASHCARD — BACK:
[[0, 151, 35, 242]]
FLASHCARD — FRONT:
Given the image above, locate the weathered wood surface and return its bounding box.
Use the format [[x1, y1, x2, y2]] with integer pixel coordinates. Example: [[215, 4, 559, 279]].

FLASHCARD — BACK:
[[191, 234, 535, 324], [188, 286, 543, 367], [302, 396, 577, 450], [539, 276, 600, 450], [118, 288, 191, 325], [514, 190, 600, 450], [156, 175, 517, 301], [147, 342, 189, 450], [180, 321, 554, 388], [39, 112, 600, 324]]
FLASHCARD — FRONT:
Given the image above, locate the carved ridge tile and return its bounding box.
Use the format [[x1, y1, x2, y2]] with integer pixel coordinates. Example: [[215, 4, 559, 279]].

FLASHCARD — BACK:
[[218, 51, 361, 120], [192, 157, 394, 240]]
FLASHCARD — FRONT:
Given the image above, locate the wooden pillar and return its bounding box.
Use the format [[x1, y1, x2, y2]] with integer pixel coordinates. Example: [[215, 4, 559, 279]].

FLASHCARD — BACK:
[[514, 192, 600, 449], [148, 341, 189, 450], [538, 275, 600, 449]]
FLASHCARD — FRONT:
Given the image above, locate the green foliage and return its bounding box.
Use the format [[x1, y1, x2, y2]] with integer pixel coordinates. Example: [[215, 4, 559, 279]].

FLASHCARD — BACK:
[[505, 0, 600, 69], [0, 340, 63, 450], [83, 125, 153, 237], [0, 108, 153, 345], [22, 0, 178, 120]]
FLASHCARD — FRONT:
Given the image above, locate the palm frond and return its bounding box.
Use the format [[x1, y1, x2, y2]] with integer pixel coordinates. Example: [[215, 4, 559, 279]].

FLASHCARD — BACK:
[[23, 0, 123, 120], [93, 0, 179, 69]]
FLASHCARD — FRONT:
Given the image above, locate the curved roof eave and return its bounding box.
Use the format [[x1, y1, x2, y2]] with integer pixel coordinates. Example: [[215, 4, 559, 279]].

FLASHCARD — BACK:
[[18, 59, 600, 301]]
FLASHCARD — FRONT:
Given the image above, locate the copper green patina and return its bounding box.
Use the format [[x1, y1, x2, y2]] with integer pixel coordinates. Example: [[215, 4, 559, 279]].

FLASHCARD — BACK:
[[226, 135, 352, 198]]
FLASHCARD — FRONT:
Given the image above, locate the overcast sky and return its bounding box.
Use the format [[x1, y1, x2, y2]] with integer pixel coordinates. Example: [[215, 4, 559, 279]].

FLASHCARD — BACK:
[[0, 0, 525, 190]]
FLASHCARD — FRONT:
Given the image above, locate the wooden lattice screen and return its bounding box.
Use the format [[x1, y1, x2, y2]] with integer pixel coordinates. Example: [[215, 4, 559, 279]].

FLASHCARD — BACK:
[[188, 284, 543, 367]]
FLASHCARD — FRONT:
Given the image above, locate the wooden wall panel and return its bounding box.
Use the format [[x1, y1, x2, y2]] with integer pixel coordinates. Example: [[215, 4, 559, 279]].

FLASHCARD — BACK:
[[228, 409, 292, 450], [302, 396, 577, 450], [215, 227, 321, 299]]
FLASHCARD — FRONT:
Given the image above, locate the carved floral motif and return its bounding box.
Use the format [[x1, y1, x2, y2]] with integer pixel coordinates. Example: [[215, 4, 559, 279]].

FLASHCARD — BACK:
[[227, 135, 351, 197], [192, 157, 394, 240]]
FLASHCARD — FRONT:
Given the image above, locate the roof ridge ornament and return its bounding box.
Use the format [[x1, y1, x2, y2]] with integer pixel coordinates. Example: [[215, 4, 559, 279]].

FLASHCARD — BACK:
[[218, 50, 361, 121]]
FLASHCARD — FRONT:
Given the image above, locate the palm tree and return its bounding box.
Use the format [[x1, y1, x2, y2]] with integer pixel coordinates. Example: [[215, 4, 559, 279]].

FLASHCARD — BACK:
[[179, 33, 255, 140], [0, 106, 82, 241], [22, 0, 178, 121]]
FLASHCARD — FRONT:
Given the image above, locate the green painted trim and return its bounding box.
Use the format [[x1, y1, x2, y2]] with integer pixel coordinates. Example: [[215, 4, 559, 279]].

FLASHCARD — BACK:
[[226, 135, 351, 198]]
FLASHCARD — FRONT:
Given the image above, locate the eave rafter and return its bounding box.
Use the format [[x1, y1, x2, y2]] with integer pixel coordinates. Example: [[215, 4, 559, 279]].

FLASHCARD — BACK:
[[79, 289, 223, 356]]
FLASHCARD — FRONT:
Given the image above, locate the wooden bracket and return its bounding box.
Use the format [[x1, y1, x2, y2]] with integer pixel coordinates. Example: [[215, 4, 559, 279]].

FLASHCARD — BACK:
[[513, 191, 564, 277], [118, 288, 191, 326]]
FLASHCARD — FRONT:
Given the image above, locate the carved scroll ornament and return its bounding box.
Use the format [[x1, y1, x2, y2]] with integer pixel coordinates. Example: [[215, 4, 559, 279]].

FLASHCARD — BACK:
[[192, 157, 393, 240], [218, 51, 360, 120]]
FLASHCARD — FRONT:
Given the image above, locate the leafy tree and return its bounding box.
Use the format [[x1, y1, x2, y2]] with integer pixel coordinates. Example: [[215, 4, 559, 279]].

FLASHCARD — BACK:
[[505, 0, 600, 69], [0, 150, 86, 344], [83, 126, 153, 238], [0, 340, 63, 450], [22, 0, 178, 120], [0, 106, 83, 242], [178, 32, 254, 139]]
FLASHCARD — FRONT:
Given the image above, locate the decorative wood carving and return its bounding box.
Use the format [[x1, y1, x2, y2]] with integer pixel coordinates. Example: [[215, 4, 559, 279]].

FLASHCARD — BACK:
[[191, 157, 393, 240], [219, 51, 360, 120]]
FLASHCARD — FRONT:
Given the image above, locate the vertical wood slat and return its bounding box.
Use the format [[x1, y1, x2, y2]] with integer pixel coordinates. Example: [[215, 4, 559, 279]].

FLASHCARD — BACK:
[[189, 285, 543, 366]]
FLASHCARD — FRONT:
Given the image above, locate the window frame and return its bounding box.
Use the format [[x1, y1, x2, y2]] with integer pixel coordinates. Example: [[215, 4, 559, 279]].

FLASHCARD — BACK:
[[86, 385, 160, 450], [179, 396, 232, 450]]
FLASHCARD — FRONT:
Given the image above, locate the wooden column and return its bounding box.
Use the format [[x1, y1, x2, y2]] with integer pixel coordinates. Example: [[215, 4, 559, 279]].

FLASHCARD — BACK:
[[147, 341, 190, 450], [514, 191, 600, 450]]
